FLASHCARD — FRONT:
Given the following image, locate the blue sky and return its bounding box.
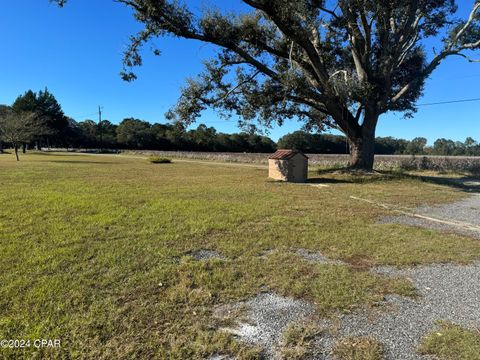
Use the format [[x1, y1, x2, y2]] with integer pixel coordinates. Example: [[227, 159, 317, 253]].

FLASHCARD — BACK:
[[0, 0, 479, 143]]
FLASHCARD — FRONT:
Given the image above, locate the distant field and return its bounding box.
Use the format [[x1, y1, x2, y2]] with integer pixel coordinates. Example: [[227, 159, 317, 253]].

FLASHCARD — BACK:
[[1, 152, 480, 359], [122, 150, 480, 173]]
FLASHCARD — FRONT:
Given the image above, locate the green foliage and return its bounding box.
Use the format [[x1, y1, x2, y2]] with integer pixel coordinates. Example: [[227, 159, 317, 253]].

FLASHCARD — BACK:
[[277, 132, 411, 155], [72, 119, 276, 153], [112, 1, 480, 166], [5, 97, 480, 156], [278, 131, 347, 154], [0, 105, 11, 118], [77, 119, 118, 149], [148, 156, 172, 164], [116, 118, 153, 149], [405, 137, 428, 155], [11, 88, 68, 146], [419, 322, 480, 360]]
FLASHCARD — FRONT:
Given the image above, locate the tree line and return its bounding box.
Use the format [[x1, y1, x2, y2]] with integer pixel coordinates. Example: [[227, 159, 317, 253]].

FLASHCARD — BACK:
[[0, 89, 277, 159], [1, 89, 479, 160], [277, 131, 480, 157]]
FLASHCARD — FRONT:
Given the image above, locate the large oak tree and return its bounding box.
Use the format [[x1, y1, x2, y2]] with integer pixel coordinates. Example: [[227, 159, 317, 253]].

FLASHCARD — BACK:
[[55, 0, 480, 169]]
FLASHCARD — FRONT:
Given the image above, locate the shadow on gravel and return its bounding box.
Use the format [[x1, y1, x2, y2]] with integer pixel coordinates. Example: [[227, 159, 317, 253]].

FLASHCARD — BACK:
[[418, 175, 480, 194]]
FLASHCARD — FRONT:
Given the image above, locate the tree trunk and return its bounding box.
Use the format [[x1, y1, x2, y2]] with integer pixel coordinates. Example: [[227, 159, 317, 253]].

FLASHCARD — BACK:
[[14, 145, 19, 161], [347, 115, 378, 171], [22, 143, 27, 154]]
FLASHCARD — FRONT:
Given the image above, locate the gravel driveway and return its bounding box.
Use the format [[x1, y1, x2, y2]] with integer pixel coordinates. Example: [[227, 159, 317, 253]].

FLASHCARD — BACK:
[[215, 184, 480, 359], [326, 187, 480, 359], [215, 261, 480, 360], [378, 176, 480, 236], [380, 193, 480, 239], [319, 262, 480, 359]]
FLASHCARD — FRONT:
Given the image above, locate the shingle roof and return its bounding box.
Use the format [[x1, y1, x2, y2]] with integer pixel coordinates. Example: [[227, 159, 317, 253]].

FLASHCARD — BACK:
[[268, 149, 308, 160]]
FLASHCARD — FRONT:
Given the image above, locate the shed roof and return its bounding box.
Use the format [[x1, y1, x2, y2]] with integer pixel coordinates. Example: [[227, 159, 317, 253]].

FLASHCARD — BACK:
[[269, 149, 308, 160]]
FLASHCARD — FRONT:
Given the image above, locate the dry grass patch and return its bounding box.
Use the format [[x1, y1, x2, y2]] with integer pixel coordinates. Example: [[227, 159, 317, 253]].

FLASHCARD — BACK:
[[264, 253, 416, 314], [419, 322, 480, 360], [332, 337, 385, 360], [277, 322, 323, 359]]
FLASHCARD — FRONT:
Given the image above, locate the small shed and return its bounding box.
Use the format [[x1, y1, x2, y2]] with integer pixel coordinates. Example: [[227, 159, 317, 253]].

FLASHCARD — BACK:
[[268, 149, 308, 183]]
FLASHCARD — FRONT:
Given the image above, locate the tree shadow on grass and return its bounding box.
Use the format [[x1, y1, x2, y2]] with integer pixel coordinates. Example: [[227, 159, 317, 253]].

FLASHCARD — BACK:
[[28, 152, 79, 156], [306, 177, 350, 184], [312, 167, 480, 193], [313, 167, 409, 184], [34, 159, 115, 165]]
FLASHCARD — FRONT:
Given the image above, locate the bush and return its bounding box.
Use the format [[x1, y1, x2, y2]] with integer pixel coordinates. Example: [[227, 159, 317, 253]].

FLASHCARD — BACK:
[[148, 156, 172, 164]]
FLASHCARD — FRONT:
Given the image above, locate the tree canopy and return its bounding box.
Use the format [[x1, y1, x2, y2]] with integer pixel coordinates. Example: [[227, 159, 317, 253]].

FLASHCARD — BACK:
[[52, 0, 480, 168], [12, 88, 69, 146]]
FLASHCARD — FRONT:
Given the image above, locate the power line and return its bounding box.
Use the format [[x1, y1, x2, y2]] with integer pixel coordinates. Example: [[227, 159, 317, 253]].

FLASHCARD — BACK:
[[69, 96, 480, 122], [71, 111, 98, 119], [418, 97, 480, 107], [455, 74, 480, 79]]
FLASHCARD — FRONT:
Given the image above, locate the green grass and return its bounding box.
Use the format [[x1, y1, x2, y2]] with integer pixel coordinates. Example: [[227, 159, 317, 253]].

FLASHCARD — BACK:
[[419, 322, 480, 360], [1, 153, 480, 359]]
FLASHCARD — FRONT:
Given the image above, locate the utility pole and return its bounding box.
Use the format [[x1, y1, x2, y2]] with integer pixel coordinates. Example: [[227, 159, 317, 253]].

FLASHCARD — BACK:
[[98, 106, 103, 151]]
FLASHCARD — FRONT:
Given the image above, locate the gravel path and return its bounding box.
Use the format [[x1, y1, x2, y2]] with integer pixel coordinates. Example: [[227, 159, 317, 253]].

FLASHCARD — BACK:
[[324, 191, 480, 359], [211, 261, 480, 359], [320, 262, 480, 359], [216, 293, 314, 357], [379, 193, 480, 239], [213, 262, 480, 360]]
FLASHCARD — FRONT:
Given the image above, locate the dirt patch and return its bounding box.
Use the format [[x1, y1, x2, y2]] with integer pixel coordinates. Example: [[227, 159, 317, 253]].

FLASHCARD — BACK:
[[341, 255, 377, 270]]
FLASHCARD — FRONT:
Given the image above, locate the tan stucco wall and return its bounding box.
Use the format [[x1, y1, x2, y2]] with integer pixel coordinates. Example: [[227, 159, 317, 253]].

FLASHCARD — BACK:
[[269, 159, 288, 181], [268, 155, 308, 182]]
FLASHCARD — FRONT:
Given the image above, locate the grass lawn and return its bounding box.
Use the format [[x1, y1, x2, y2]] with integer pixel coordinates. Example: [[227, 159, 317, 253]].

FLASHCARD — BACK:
[[419, 322, 480, 360], [1, 152, 480, 359]]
